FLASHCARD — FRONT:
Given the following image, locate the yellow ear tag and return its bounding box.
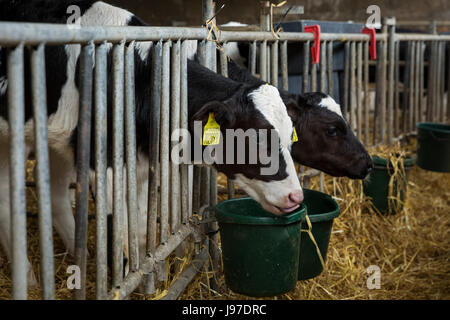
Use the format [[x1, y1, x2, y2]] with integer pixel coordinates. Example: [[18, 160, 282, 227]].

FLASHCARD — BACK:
[[202, 113, 221, 146], [292, 128, 299, 143]]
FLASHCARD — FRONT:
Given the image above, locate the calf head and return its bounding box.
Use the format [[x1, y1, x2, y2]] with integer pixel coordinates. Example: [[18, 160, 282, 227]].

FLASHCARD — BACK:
[[191, 84, 303, 215], [285, 92, 373, 179]]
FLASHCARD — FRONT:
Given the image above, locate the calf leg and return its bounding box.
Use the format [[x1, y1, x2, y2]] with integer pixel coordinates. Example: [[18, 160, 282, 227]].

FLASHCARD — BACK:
[[49, 150, 75, 256], [0, 140, 37, 287]]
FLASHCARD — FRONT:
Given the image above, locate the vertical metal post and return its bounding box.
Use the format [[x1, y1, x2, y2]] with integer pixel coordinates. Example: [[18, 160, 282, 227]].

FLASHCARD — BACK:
[[426, 41, 435, 122], [439, 42, 446, 122], [125, 41, 139, 272], [8, 43, 27, 300], [320, 41, 327, 93], [408, 41, 416, 133], [111, 41, 125, 288], [394, 40, 400, 137], [343, 41, 350, 120], [327, 41, 334, 97], [31, 43, 55, 300], [180, 40, 190, 223], [147, 41, 161, 253], [414, 41, 421, 128], [281, 40, 288, 91], [350, 41, 356, 133], [357, 41, 363, 139], [145, 41, 162, 295], [160, 40, 171, 244], [74, 42, 94, 299], [271, 41, 279, 87], [170, 40, 181, 233], [94, 42, 108, 299], [364, 41, 370, 145], [260, 40, 267, 81], [376, 40, 387, 143], [387, 24, 396, 144], [419, 41, 425, 123], [219, 49, 236, 200], [302, 41, 310, 93], [249, 41, 257, 75], [403, 42, 412, 134]]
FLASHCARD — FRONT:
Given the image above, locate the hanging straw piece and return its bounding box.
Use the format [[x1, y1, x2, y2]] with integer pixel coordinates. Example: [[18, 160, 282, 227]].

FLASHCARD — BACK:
[[301, 214, 326, 269], [270, 1, 287, 39]]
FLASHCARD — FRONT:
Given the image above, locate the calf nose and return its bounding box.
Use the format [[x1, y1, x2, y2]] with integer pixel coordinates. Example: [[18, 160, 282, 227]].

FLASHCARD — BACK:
[[289, 190, 304, 204]]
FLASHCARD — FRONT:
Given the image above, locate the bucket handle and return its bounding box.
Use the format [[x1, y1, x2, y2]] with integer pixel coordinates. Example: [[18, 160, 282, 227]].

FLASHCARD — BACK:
[[301, 214, 326, 269]]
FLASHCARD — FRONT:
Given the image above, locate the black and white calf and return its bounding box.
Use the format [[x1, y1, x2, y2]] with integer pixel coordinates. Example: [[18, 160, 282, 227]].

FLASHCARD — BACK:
[[221, 53, 373, 179], [0, 1, 302, 286]]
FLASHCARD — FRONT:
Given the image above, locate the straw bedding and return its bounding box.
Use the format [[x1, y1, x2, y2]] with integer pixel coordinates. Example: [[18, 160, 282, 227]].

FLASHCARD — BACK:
[[0, 138, 449, 300]]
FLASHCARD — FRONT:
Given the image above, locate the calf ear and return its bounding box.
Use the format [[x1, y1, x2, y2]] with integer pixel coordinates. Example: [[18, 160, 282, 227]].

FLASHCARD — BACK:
[[285, 98, 301, 124], [191, 100, 236, 128]]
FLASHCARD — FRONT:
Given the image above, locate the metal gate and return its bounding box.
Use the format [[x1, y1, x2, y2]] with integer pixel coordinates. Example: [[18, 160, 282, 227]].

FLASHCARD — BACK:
[[0, 2, 449, 301]]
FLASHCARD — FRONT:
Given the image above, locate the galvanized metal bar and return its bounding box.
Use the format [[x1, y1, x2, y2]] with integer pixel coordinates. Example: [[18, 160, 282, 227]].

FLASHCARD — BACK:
[[402, 42, 412, 134], [394, 40, 400, 137], [447, 42, 450, 122], [350, 41, 356, 133], [0, 22, 384, 45], [94, 42, 108, 300], [414, 41, 421, 127], [249, 41, 257, 75], [375, 40, 387, 144], [439, 42, 446, 123], [419, 41, 425, 123], [74, 42, 94, 300], [425, 42, 433, 122], [271, 40, 278, 87], [281, 40, 288, 91], [363, 41, 370, 145], [219, 48, 236, 199], [170, 40, 181, 233], [343, 41, 350, 121], [327, 41, 334, 97], [387, 25, 396, 144], [108, 224, 195, 300], [31, 43, 55, 300], [147, 41, 161, 253], [180, 40, 189, 224], [192, 166, 201, 213], [357, 41, 363, 139], [408, 41, 416, 133], [302, 41, 310, 93], [266, 42, 271, 84], [260, 40, 267, 81], [125, 41, 139, 271], [205, 40, 220, 292], [111, 41, 125, 288], [8, 43, 27, 300], [160, 40, 171, 244], [320, 41, 327, 93]]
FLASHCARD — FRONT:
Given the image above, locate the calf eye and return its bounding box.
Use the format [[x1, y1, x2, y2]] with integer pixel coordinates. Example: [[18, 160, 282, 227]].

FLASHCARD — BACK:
[[326, 126, 337, 137]]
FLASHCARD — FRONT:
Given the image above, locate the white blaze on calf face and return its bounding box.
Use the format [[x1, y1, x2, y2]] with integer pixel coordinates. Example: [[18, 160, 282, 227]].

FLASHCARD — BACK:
[[233, 84, 302, 214], [319, 96, 343, 117]]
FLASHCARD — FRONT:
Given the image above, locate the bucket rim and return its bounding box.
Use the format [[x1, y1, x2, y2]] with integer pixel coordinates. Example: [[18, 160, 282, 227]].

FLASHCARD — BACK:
[[371, 155, 416, 167], [416, 122, 450, 135], [301, 189, 341, 223], [215, 197, 306, 225]]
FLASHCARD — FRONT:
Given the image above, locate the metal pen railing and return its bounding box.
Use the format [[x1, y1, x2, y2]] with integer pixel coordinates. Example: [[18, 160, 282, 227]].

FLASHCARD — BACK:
[[0, 12, 449, 300]]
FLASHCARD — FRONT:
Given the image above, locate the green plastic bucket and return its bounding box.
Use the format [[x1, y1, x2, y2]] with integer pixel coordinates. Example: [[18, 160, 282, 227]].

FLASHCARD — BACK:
[[417, 122, 450, 172], [298, 189, 341, 280], [215, 198, 306, 297], [363, 155, 415, 214]]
